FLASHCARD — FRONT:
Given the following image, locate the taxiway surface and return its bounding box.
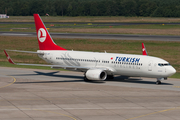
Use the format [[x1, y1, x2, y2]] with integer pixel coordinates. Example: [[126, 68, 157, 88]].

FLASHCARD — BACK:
[[1, 31, 180, 41], [0, 67, 180, 120]]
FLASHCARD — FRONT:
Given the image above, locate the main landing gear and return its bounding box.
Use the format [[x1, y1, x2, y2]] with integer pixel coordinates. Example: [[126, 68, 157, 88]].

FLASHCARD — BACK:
[[84, 75, 89, 82], [107, 75, 114, 80]]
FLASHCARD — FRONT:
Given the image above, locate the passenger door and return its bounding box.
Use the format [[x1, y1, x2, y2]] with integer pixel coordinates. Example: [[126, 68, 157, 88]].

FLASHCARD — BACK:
[[148, 61, 153, 71]]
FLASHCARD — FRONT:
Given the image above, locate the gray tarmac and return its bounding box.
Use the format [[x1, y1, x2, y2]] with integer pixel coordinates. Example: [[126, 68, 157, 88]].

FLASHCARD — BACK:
[[0, 67, 180, 120], [1, 31, 180, 41]]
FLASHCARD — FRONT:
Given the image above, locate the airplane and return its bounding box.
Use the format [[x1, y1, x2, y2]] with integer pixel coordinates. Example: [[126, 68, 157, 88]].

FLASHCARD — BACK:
[[142, 43, 148, 55], [4, 14, 176, 85]]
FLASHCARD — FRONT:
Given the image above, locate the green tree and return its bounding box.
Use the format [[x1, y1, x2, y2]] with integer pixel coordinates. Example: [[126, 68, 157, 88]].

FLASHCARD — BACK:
[[90, 1, 98, 16], [151, 7, 164, 17], [121, 0, 137, 16]]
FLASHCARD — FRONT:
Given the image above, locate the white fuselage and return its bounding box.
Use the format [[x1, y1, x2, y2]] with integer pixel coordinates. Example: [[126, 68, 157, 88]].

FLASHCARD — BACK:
[[37, 50, 176, 78]]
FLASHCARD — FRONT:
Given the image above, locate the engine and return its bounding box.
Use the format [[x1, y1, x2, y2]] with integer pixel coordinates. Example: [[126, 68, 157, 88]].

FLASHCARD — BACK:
[[85, 69, 107, 80]]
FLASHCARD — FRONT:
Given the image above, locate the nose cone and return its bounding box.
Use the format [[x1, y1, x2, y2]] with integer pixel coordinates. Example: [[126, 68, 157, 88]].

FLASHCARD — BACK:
[[167, 66, 176, 76]]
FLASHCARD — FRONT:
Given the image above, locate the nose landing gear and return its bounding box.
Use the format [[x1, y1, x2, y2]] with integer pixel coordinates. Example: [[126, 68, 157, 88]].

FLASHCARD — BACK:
[[156, 80, 161, 85], [156, 78, 165, 85]]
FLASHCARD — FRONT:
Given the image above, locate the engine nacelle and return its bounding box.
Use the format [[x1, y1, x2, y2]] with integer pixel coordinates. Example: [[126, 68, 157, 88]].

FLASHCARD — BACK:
[[85, 69, 107, 80]]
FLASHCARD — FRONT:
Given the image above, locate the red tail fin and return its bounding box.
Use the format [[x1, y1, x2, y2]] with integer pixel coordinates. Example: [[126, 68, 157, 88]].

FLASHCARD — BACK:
[[142, 43, 148, 55], [33, 14, 66, 50]]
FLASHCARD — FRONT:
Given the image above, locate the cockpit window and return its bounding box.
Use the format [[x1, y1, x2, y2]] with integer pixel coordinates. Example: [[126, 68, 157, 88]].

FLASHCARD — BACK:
[[158, 63, 170, 67]]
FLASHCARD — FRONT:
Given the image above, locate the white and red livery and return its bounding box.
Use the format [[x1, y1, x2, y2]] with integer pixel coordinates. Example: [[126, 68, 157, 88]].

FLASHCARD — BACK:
[[4, 14, 176, 84]]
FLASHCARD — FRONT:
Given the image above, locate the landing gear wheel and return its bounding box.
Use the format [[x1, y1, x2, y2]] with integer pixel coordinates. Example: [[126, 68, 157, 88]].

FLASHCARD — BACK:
[[84, 76, 89, 82], [107, 75, 114, 80], [156, 80, 161, 85]]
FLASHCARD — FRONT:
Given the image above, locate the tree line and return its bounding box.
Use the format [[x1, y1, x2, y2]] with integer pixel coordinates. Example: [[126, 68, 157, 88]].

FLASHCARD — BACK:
[[1, 0, 180, 17]]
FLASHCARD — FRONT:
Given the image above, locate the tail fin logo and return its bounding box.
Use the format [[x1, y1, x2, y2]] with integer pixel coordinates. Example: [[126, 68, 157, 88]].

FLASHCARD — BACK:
[[38, 28, 46, 42], [142, 48, 145, 52]]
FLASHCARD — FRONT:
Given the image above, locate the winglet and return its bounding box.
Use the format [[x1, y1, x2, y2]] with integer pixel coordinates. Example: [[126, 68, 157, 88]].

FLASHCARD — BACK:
[[142, 43, 148, 55], [4, 50, 15, 64]]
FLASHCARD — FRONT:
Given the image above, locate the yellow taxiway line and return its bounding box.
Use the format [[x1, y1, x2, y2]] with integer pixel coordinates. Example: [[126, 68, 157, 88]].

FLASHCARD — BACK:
[[37, 110, 77, 120], [126, 106, 180, 120], [0, 76, 16, 89]]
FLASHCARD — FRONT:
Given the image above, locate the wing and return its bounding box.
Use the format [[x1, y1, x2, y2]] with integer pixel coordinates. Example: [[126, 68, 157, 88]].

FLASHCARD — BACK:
[[4, 50, 113, 73], [4, 50, 88, 69], [5, 49, 44, 55]]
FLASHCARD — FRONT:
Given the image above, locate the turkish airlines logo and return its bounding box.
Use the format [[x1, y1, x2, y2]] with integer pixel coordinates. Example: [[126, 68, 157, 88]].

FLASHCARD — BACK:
[[142, 48, 145, 51], [38, 28, 46, 42]]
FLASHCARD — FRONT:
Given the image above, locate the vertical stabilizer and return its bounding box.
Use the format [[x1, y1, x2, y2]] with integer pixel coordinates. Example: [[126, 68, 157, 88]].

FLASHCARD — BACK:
[[33, 14, 66, 50], [142, 43, 148, 55]]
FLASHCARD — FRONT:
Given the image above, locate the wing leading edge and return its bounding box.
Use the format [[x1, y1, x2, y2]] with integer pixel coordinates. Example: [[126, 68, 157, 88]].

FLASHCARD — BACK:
[[5, 49, 44, 55]]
